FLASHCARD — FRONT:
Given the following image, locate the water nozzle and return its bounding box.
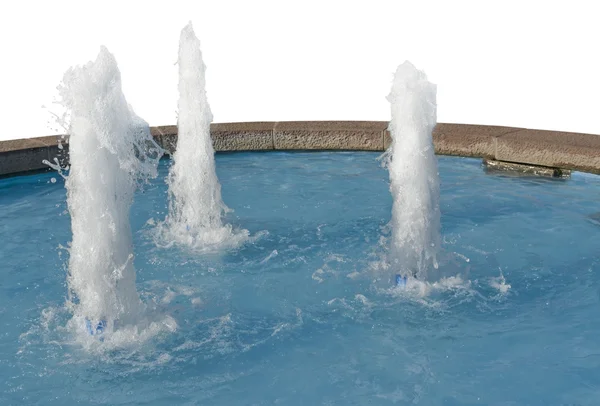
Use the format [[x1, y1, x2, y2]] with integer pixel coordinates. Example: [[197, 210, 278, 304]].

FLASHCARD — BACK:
[[395, 274, 407, 288], [85, 319, 107, 337]]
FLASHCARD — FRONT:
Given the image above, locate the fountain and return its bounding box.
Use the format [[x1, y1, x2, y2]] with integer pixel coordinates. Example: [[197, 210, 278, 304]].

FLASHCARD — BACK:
[[157, 22, 249, 252], [385, 61, 441, 284], [59, 46, 163, 335], [3, 21, 600, 403]]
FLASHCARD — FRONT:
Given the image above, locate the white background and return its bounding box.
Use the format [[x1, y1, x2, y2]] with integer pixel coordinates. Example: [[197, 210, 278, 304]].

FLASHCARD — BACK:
[[1, 0, 599, 140]]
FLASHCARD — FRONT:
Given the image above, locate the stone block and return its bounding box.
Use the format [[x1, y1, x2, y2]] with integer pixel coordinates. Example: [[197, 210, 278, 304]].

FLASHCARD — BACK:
[[273, 121, 386, 151], [384, 123, 518, 157], [211, 122, 274, 151], [483, 159, 570, 178], [0, 148, 51, 176], [0, 135, 61, 153], [433, 123, 517, 158], [150, 125, 178, 155], [495, 129, 600, 174]]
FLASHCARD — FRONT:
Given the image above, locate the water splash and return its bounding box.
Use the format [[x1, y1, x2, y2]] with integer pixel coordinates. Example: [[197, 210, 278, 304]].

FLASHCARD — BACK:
[[58, 46, 164, 336], [385, 61, 441, 281], [157, 22, 249, 252], [490, 268, 511, 294]]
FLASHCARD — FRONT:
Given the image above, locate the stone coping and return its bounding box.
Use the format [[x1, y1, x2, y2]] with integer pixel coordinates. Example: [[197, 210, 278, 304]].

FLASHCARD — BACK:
[[1, 121, 599, 177]]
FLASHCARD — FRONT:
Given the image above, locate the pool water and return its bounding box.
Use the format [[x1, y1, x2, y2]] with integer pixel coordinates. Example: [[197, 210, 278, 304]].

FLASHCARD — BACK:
[[2, 152, 600, 405]]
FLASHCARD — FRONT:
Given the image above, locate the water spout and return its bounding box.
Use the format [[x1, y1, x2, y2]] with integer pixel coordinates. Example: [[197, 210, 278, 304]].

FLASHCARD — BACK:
[[386, 61, 441, 282], [158, 22, 249, 252], [59, 46, 162, 333]]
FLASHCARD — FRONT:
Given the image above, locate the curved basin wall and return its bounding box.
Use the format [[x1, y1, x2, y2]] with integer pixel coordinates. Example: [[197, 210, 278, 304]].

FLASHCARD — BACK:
[[1, 121, 599, 176]]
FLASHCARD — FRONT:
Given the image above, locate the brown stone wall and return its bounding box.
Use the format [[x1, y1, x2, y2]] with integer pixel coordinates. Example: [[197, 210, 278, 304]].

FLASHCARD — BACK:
[[1, 122, 599, 176]]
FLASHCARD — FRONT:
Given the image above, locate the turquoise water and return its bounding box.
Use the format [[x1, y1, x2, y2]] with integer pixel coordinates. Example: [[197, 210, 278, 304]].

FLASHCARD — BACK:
[[2, 152, 600, 405]]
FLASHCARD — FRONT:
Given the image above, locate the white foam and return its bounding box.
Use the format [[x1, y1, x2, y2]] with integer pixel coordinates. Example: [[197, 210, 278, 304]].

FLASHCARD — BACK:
[[156, 22, 249, 252], [490, 269, 511, 294], [385, 61, 441, 280], [354, 294, 371, 306], [260, 249, 278, 264], [67, 313, 177, 353], [161, 289, 178, 305], [312, 269, 325, 283], [191, 297, 204, 306], [381, 274, 471, 300], [58, 46, 164, 338]]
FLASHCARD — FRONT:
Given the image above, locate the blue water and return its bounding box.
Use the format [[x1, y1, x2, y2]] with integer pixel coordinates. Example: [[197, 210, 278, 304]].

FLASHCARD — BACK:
[[2, 152, 600, 405]]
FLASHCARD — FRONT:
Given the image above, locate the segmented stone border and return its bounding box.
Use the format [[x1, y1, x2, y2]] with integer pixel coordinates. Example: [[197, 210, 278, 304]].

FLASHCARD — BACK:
[[1, 122, 599, 176]]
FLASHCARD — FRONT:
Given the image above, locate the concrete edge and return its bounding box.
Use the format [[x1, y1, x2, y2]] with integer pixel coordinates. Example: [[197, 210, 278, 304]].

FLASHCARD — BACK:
[[1, 121, 599, 176]]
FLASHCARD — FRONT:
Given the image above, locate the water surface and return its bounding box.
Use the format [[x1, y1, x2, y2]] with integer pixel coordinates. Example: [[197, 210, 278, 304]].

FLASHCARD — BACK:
[[2, 153, 600, 405]]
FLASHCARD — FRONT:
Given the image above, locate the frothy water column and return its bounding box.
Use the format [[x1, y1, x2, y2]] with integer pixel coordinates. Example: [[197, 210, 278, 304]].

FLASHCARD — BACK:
[[386, 61, 441, 281], [158, 22, 249, 252], [59, 47, 163, 335]]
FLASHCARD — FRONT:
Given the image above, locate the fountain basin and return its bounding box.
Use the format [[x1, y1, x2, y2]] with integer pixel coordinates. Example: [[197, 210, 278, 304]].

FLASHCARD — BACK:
[[2, 151, 600, 404]]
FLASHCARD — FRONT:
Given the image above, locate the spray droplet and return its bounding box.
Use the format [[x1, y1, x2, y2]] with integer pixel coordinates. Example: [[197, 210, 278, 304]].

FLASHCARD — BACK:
[[50, 177, 57, 183]]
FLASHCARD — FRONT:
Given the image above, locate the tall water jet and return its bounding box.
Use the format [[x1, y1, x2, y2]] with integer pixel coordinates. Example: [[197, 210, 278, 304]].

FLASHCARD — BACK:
[[159, 22, 249, 251], [386, 61, 441, 282], [59, 47, 163, 334]]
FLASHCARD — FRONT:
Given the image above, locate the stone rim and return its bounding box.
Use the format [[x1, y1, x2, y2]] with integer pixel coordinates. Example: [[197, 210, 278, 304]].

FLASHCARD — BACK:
[[1, 121, 599, 176]]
